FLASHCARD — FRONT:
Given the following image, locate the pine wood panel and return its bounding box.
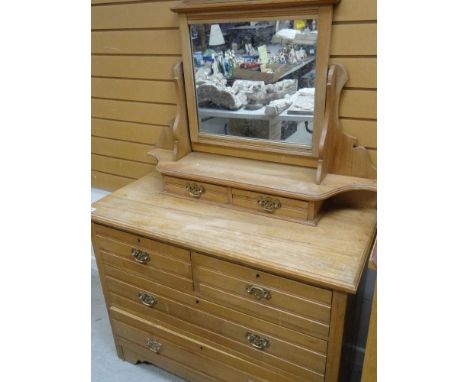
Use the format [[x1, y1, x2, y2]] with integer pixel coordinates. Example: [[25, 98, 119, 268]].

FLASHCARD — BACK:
[[340, 119, 376, 148], [92, 154, 155, 178], [329, 57, 376, 89], [92, 98, 176, 126], [92, 170, 134, 190], [92, 56, 182, 80], [324, 292, 347, 382], [92, 2, 179, 29], [333, 0, 376, 21], [339, 90, 377, 119], [92, 118, 165, 145], [92, 137, 157, 164], [368, 149, 377, 167], [92, 78, 176, 104], [330, 23, 377, 56], [92, 30, 181, 54]]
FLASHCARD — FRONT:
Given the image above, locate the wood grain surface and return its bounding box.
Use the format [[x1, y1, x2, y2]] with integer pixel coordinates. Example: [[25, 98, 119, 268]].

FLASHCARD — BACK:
[[92, 172, 377, 293]]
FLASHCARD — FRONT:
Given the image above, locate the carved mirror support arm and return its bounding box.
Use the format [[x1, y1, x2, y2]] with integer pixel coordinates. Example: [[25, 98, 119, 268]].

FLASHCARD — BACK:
[[148, 62, 192, 163], [315, 64, 376, 184]]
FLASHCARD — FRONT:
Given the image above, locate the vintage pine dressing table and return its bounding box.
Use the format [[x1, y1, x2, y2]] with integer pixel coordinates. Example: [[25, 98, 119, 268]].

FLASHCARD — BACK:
[[91, 1, 377, 381]]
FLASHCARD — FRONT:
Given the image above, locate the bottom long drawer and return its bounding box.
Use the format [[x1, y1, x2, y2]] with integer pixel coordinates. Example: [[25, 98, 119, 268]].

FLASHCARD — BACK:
[[120, 339, 219, 382], [110, 307, 313, 382]]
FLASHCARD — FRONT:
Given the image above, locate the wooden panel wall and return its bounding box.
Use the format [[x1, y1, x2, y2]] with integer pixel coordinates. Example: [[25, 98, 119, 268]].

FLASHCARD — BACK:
[[91, 0, 377, 190]]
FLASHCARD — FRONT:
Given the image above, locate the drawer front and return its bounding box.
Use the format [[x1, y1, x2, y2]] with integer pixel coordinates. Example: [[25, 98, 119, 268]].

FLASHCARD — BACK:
[[94, 224, 190, 262], [100, 249, 193, 291], [232, 188, 308, 220], [111, 307, 316, 382], [105, 272, 327, 378], [120, 340, 219, 382], [163, 176, 229, 204], [95, 224, 193, 291], [193, 253, 331, 338], [96, 235, 192, 278], [193, 253, 332, 304]]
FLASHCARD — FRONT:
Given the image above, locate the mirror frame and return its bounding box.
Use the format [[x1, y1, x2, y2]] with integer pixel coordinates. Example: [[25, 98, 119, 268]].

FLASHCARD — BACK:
[[176, 3, 334, 166]]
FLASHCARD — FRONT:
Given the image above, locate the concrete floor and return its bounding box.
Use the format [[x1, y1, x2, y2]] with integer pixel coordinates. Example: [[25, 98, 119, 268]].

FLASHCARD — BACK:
[[91, 268, 184, 382]]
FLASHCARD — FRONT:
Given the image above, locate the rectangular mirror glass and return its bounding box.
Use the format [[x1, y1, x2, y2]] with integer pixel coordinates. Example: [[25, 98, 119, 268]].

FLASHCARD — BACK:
[[190, 18, 318, 147]]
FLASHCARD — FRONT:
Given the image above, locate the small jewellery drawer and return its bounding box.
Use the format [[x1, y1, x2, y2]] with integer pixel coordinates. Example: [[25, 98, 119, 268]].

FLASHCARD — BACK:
[[105, 269, 327, 379], [163, 176, 229, 204], [111, 307, 312, 382], [94, 224, 193, 291], [193, 253, 332, 339], [232, 189, 309, 221]]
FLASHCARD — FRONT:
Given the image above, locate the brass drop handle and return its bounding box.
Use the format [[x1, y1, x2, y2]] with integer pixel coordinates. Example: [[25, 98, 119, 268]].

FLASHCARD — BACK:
[[145, 337, 162, 353], [257, 196, 281, 213], [246, 284, 271, 300], [131, 248, 150, 264], [138, 292, 157, 307], [246, 332, 270, 350], [185, 182, 205, 198]]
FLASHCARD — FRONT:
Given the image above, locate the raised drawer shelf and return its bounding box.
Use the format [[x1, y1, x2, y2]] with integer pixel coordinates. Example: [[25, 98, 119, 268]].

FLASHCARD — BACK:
[[155, 152, 376, 226]]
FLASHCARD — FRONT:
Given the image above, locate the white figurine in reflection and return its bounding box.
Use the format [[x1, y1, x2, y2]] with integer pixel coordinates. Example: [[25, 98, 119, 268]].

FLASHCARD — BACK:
[[288, 48, 298, 64]]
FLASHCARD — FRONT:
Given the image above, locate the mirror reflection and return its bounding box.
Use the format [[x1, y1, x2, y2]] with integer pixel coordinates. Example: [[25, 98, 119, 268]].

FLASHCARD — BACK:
[[190, 19, 317, 146]]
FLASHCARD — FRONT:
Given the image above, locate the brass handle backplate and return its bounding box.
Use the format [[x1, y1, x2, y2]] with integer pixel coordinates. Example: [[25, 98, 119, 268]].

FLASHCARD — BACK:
[[138, 292, 157, 307], [131, 248, 150, 264], [257, 196, 281, 213], [185, 182, 205, 198], [145, 337, 162, 353], [246, 332, 270, 350], [246, 284, 271, 300]]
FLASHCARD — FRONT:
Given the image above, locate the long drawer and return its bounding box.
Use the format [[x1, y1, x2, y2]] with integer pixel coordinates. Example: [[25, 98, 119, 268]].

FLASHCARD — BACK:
[[104, 264, 327, 380], [193, 253, 332, 339], [94, 224, 193, 291], [111, 307, 315, 382], [120, 339, 219, 382]]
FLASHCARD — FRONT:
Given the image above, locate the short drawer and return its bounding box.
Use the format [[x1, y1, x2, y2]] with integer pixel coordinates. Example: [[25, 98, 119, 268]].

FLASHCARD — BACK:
[[193, 253, 332, 339], [232, 188, 309, 220], [163, 176, 229, 204], [105, 272, 326, 379], [94, 225, 193, 291], [94, 224, 190, 262], [111, 307, 311, 382]]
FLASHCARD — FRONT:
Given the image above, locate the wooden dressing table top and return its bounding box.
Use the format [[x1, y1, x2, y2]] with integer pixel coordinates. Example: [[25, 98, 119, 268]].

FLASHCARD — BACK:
[[91, 172, 376, 293]]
